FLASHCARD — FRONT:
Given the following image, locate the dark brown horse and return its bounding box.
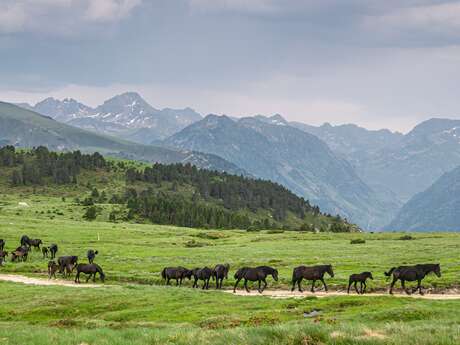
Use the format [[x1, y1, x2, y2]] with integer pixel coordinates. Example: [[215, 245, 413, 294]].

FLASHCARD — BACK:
[[161, 267, 193, 286], [0, 239, 5, 251], [213, 263, 230, 289], [291, 265, 334, 292], [11, 246, 29, 262], [348, 272, 373, 294], [87, 249, 98, 264], [49, 244, 58, 259], [192, 267, 213, 289], [385, 264, 441, 295], [42, 247, 49, 259], [75, 263, 105, 283], [58, 256, 78, 277], [233, 266, 278, 293], [48, 261, 59, 279], [28, 239, 42, 251]]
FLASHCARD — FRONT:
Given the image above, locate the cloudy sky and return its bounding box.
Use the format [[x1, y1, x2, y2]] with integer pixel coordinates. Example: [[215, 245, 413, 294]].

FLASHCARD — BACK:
[[1, 0, 460, 132]]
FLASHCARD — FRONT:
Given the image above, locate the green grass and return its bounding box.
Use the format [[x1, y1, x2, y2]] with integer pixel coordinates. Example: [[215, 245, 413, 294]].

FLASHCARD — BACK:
[[1, 194, 460, 344]]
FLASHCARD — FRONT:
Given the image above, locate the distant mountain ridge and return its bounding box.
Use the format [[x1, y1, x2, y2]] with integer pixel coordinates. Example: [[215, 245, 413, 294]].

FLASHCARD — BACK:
[[18, 92, 202, 144], [162, 114, 396, 229], [0, 101, 244, 175], [386, 165, 460, 231]]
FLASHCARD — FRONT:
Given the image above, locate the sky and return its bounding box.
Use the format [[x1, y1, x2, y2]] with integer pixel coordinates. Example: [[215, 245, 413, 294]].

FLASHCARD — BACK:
[[1, 0, 460, 133]]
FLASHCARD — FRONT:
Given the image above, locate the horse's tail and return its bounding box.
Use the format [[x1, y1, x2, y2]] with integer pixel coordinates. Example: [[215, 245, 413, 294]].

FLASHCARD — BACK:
[[161, 268, 166, 280], [384, 267, 396, 277]]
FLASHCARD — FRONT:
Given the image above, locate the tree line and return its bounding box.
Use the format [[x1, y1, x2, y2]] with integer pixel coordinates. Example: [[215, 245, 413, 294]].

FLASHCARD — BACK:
[[0, 146, 108, 186]]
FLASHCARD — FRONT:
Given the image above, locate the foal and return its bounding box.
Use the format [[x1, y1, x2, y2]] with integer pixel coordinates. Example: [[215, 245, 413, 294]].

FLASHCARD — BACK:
[[48, 261, 59, 279], [42, 247, 49, 259], [347, 272, 373, 294]]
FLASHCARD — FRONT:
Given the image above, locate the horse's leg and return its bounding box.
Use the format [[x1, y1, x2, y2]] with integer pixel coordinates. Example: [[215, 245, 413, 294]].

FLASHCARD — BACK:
[[258, 279, 262, 293], [298, 278, 303, 293], [233, 278, 241, 293], [389, 278, 397, 294], [244, 279, 250, 293], [291, 278, 297, 292], [93, 273, 96, 283], [86, 274, 91, 283], [263, 278, 268, 292], [362, 281, 366, 294], [417, 279, 424, 295], [354, 281, 359, 294], [166, 277, 170, 285], [311, 280, 316, 293], [347, 280, 352, 294], [321, 278, 328, 292], [401, 279, 410, 295], [75, 271, 79, 283]]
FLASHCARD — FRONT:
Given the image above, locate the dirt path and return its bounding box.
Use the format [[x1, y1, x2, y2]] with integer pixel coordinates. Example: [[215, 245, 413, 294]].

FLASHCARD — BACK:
[[1, 273, 459, 299], [226, 289, 460, 300], [0, 274, 104, 288]]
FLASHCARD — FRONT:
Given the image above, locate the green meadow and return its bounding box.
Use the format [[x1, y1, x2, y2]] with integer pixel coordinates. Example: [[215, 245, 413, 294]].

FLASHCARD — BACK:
[[0, 194, 460, 344]]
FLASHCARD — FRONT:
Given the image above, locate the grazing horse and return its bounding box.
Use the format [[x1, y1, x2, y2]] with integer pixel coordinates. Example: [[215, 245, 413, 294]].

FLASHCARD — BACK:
[[348, 272, 373, 294], [0, 239, 5, 251], [192, 267, 213, 289], [75, 263, 105, 283], [0, 250, 8, 262], [291, 265, 334, 293], [161, 267, 193, 286], [49, 244, 58, 259], [87, 249, 98, 264], [11, 246, 29, 262], [58, 256, 78, 276], [48, 261, 59, 279], [233, 266, 278, 293], [20, 235, 30, 248], [28, 239, 42, 251], [42, 247, 49, 259], [213, 263, 230, 289], [385, 264, 441, 295]]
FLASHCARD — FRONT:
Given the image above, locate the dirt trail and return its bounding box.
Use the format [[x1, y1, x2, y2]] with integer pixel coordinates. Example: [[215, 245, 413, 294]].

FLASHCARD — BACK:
[[226, 289, 460, 300], [1, 273, 459, 299], [0, 274, 104, 288]]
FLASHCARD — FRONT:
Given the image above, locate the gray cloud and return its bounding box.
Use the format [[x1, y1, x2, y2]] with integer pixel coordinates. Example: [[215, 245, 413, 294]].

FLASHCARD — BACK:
[[1, 0, 460, 132]]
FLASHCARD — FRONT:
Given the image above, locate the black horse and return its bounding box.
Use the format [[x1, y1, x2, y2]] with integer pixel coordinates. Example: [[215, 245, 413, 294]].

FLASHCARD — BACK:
[[28, 239, 42, 251], [348, 272, 373, 294], [58, 256, 78, 277], [48, 261, 59, 279], [385, 264, 441, 295], [0, 239, 5, 251], [87, 249, 98, 264], [49, 244, 58, 259], [0, 250, 8, 262], [20, 235, 30, 248], [161, 267, 193, 286], [213, 263, 230, 289], [233, 266, 278, 293], [291, 265, 334, 293], [192, 267, 213, 289], [42, 247, 49, 259], [75, 263, 105, 283]]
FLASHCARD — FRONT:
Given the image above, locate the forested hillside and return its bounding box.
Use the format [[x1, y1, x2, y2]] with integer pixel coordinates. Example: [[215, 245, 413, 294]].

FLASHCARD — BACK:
[[0, 146, 357, 232]]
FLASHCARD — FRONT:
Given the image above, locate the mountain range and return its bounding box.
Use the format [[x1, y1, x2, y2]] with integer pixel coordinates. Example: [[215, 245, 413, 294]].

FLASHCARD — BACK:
[[0, 101, 244, 175], [18, 92, 202, 144], [8, 92, 460, 231]]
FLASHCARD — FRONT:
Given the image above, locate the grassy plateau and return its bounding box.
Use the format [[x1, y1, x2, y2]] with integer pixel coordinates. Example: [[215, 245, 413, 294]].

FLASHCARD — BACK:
[[0, 192, 459, 344]]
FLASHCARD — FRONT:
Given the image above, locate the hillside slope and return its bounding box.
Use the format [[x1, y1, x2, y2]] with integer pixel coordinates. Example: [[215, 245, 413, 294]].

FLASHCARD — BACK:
[[162, 114, 394, 229], [0, 146, 357, 232], [386, 165, 460, 231], [0, 102, 243, 174]]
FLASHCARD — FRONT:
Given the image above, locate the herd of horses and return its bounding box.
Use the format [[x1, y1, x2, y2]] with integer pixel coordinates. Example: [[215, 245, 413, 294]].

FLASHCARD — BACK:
[[0, 236, 442, 295]]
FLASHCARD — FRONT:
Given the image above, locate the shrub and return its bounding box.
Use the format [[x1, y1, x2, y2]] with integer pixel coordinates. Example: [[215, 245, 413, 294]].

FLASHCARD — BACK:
[[83, 206, 98, 221], [196, 231, 227, 240], [266, 229, 285, 234], [399, 235, 414, 241], [350, 239, 366, 244], [184, 239, 207, 248]]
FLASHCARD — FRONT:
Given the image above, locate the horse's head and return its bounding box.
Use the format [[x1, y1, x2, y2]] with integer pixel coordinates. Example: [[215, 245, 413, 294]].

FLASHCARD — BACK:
[[327, 265, 334, 277], [184, 270, 193, 280], [365, 272, 373, 280], [272, 269, 279, 281], [434, 264, 441, 277]]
